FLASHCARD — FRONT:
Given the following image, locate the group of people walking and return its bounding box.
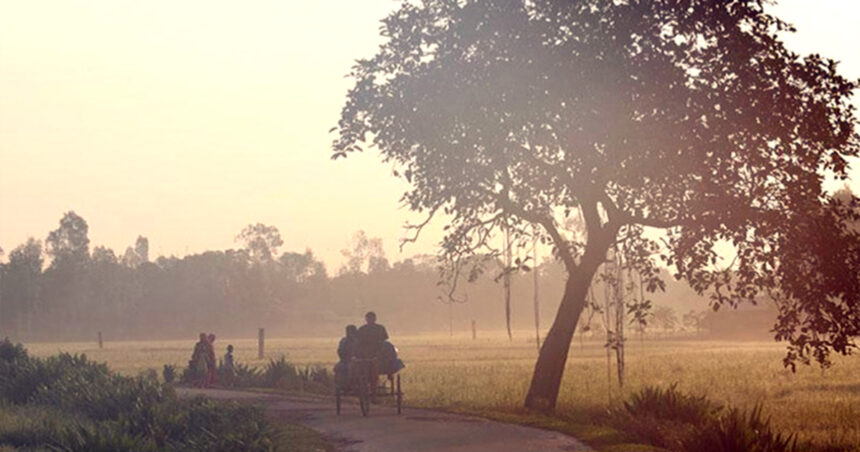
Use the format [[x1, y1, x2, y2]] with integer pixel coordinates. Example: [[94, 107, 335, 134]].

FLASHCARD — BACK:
[[189, 332, 234, 387]]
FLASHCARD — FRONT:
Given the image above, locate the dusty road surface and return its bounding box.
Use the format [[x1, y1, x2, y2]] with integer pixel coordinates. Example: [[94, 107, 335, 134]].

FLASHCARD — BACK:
[[178, 387, 591, 452]]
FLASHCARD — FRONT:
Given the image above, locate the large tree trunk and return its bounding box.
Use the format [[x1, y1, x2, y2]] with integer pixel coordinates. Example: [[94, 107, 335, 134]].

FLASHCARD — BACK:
[[524, 245, 608, 412]]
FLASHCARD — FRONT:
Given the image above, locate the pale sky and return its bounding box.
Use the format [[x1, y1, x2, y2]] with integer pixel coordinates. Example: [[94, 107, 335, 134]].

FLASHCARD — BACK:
[[1, 0, 858, 270]]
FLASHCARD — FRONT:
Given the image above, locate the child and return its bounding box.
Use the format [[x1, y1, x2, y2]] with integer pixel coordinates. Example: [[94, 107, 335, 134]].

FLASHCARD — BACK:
[[223, 344, 235, 386]]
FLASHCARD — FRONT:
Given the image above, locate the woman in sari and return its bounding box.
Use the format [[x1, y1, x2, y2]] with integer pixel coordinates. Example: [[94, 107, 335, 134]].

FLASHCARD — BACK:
[[206, 333, 217, 387], [190, 333, 209, 387]]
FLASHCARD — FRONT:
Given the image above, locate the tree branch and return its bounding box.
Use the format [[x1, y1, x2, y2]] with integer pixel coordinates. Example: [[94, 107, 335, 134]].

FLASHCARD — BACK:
[[400, 205, 441, 251], [497, 196, 578, 273]]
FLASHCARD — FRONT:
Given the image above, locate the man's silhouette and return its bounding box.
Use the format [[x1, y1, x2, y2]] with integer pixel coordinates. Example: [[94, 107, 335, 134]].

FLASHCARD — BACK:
[[355, 311, 388, 359]]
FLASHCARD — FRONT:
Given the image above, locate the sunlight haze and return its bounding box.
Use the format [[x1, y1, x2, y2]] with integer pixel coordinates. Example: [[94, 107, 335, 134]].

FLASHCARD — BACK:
[[1, 0, 858, 269]]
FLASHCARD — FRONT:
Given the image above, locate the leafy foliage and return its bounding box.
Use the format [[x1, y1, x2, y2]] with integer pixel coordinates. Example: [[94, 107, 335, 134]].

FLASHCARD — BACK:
[[263, 356, 298, 388], [684, 405, 798, 452], [622, 383, 718, 426], [332, 0, 860, 409], [0, 338, 284, 451], [162, 364, 176, 384], [612, 384, 800, 452]]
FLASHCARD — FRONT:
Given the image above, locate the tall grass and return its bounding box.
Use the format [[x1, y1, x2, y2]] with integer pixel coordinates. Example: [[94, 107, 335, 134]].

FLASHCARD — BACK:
[[21, 334, 860, 450], [612, 384, 799, 451], [0, 338, 291, 451]]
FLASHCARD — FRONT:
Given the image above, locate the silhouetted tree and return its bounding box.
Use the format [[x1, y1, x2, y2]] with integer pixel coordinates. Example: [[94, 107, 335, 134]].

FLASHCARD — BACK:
[[44, 211, 91, 336], [122, 236, 150, 268], [333, 0, 860, 411], [236, 223, 283, 262], [682, 309, 708, 335], [652, 306, 678, 333], [279, 249, 327, 282], [339, 230, 389, 275], [0, 239, 43, 337], [45, 211, 89, 267], [135, 236, 149, 263]]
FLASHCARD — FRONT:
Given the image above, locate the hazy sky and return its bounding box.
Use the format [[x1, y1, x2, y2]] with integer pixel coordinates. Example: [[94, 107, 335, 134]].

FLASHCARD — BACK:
[[1, 1, 858, 270]]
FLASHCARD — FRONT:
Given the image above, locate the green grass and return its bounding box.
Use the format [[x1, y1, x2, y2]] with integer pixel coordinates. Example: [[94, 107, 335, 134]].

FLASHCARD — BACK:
[[0, 403, 330, 452], [23, 332, 860, 451], [0, 340, 330, 452], [274, 424, 330, 452]]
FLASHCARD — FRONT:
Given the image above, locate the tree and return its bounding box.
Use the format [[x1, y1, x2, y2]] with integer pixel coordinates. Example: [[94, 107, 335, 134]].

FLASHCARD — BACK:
[[339, 230, 389, 275], [682, 309, 708, 335], [121, 236, 150, 268], [134, 236, 149, 264], [0, 239, 43, 337], [45, 211, 90, 268], [236, 224, 283, 262], [652, 306, 678, 332], [44, 211, 91, 337], [279, 250, 327, 283], [333, 0, 860, 411]]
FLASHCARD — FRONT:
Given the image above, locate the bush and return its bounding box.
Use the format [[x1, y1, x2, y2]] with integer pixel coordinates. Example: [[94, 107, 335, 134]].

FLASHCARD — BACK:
[[163, 364, 176, 384], [0, 339, 285, 452], [611, 384, 802, 452], [621, 382, 718, 425], [176, 353, 333, 394], [684, 404, 799, 452], [0, 338, 27, 363], [263, 356, 298, 389], [232, 363, 262, 387]]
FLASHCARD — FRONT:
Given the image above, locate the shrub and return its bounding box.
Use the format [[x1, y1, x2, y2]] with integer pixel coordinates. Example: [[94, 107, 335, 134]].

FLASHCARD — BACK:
[[622, 383, 718, 425], [232, 363, 262, 387], [52, 423, 158, 452], [163, 364, 176, 384], [0, 339, 286, 452], [611, 384, 802, 452], [263, 356, 298, 389], [684, 404, 799, 452], [0, 338, 27, 363]]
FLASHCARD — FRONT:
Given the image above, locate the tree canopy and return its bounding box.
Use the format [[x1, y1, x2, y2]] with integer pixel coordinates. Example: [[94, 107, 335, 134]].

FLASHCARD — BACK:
[[333, 0, 860, 410]]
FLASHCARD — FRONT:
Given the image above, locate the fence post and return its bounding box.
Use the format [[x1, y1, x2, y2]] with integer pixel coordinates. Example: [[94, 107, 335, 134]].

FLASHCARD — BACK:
[[98, 331, 103, 349], [471, 320, 477, 340], [258, 328, 265, 359]]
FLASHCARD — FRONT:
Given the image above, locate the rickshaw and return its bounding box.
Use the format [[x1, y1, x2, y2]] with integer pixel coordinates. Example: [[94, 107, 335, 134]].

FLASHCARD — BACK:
[[335, 358, 403, 416]]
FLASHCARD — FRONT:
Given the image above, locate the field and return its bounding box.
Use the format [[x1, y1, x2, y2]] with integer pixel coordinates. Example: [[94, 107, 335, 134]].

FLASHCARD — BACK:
[[24, 332, 860, 451]]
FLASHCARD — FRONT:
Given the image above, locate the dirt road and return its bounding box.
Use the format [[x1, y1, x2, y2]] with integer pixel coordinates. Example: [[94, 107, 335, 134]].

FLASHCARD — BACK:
[[177, 387, 590, 452]]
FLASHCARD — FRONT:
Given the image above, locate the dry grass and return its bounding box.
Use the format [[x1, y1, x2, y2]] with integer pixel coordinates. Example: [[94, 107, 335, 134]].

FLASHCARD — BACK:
[[24, 332, 860, 451]]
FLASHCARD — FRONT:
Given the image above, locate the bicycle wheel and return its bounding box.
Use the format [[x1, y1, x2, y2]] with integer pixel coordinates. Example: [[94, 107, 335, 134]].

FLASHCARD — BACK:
[[335, 386, 342, 415], [358, 366, 372, 416], [395, 374, 403, 415]]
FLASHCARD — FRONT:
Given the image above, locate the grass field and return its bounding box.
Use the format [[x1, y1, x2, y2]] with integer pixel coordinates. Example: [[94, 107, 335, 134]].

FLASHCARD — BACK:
[[24, 332, 860, 451]]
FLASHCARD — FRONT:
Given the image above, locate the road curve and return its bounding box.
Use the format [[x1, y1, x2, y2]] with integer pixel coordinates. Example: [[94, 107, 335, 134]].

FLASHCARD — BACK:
[[177, 387, 591, 452]]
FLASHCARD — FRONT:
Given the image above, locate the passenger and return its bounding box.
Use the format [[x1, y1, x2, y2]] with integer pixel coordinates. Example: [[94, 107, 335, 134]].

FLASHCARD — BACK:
[[334, 325, 357, 388], [379, 340, 405, 376]]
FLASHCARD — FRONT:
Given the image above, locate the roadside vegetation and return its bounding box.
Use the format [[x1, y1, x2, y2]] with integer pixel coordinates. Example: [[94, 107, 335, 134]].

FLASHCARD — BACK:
[[40, 335, 855, 452], [167, 356, 333, 394], [0, 338, 326, 452]]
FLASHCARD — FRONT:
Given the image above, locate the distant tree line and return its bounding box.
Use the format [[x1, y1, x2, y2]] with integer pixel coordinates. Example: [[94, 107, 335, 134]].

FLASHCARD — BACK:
[[0, 212, 581, 341], [6, 205, 836, 342]]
